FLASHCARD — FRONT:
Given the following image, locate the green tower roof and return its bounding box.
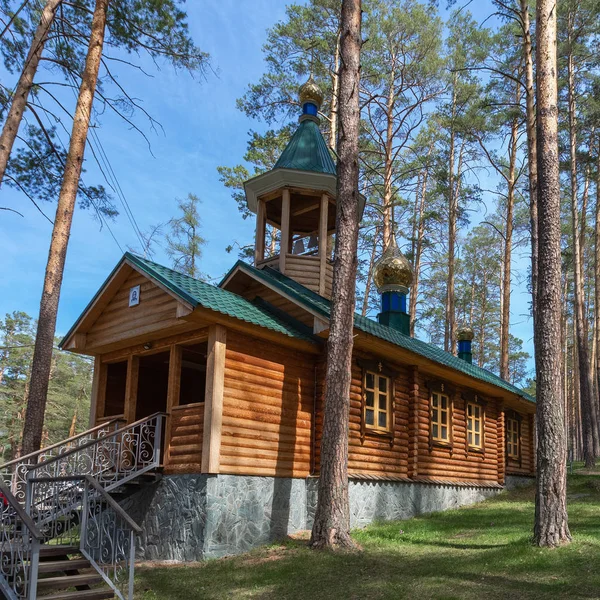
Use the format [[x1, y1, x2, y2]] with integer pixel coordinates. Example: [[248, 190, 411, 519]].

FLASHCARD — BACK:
[[274, 118, 337, 175]]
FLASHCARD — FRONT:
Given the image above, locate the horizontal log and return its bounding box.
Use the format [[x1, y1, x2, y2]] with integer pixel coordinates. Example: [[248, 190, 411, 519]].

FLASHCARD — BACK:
[[169, 434, 202, 447], [221, 415, 312, 439], [223, 406, 311, 429], [171, 424, 203, 437], [221, 444, 311, 461], [169, 443, 203, 456], [222, 395, 313, 422], [168, 454, 203, 465], [171, 402, 204, 412], [223, 378, 314, 405], [221, 424, 311, 443]]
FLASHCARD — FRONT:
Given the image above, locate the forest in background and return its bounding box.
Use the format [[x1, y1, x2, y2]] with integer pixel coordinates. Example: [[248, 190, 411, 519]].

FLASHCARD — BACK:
[[0, 311, 92, 462], [217, 0, 600, 461], [0, 0, 598, 466]]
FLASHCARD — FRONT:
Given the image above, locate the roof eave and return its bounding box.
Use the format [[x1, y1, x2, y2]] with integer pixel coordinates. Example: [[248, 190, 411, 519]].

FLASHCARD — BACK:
[[244, 168, 338, 213]]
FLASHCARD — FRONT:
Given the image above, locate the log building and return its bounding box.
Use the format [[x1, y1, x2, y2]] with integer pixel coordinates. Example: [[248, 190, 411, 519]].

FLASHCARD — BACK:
[[61, 77, 535, 560]]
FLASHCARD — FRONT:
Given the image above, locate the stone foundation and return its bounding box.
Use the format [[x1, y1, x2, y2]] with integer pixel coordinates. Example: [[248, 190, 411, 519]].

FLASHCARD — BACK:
[[122, 474, 501, 561], [504, 474, 535, 490]]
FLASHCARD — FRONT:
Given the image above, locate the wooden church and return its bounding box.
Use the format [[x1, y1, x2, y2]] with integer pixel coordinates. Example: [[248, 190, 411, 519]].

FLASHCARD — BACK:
[[61, 77, 536, 560]]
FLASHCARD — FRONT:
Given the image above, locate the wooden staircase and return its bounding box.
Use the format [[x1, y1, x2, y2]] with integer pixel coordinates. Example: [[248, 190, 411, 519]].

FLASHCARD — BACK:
[[0, 412, 166, 600], [36, 545, 113, 600]]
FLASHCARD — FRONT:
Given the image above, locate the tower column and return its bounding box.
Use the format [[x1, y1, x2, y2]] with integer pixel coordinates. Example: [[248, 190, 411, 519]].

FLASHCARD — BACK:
[[255, 198, 266, 265], [279, 188, 291, 273], [319, 193, 329, 295]]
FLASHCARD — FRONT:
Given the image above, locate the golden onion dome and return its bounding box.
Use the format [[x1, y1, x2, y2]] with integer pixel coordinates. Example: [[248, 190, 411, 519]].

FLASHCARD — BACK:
[[456, 324, 475, 342], [373, 236, 413, 294], [299, 76, 324, 110]]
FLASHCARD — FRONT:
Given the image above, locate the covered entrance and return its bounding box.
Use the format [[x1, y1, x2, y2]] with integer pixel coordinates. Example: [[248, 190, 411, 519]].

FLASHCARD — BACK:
[[95, 336, 211, 468]]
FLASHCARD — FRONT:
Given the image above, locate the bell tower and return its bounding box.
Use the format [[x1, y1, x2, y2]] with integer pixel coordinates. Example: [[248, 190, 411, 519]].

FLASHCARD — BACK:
[[244, 77, 363, 298]]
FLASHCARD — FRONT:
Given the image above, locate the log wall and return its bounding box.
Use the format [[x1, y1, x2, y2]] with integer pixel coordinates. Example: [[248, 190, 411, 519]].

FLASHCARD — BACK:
[[314, 357, 506, 483], [220, 331, 316, 477], [506, 411, 535, 476], [412, 371, 501, 483], [314, 357, 411, 478], [283, 254, 332, 297], [165, 403, 204, 471]]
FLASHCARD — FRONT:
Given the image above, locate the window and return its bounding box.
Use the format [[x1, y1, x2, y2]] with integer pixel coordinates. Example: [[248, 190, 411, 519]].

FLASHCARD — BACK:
[[506, 417, 520, 459], [431, 392, 451, 443], [467, 403, 483, 449], [364, 371, 391, 433]]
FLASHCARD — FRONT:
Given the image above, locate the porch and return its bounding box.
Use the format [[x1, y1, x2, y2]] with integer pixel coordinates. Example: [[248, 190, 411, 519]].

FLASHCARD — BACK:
[[91, 325, 226, 475]]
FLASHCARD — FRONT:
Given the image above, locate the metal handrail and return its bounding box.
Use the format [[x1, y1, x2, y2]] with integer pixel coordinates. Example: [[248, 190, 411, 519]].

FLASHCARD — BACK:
[[0, 417, 124, 472], [25, 412, 166, 472], [27, 476, 142, 535], [0, 479, 42, 600], [0, 480, 42, 540]]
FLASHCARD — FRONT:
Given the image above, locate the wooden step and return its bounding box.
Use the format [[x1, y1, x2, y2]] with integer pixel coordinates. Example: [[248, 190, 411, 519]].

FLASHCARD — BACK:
[[40, 588, 114, 600], [37, 572, 103, 589], [39, 545, 80, 558], [38, 558, 91, 573]]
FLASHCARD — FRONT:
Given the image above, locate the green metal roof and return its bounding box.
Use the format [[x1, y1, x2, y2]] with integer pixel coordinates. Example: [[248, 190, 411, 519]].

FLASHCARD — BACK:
[[273, 118, 337, 175], [60, 253, 317, 348], [223, 261, 535, 404]]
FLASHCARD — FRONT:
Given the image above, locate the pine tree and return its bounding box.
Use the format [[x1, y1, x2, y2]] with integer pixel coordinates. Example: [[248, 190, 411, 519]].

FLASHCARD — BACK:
[[166, 193, 206, 280], [533, 0, 572, 548], [310, 0, 361, 551]]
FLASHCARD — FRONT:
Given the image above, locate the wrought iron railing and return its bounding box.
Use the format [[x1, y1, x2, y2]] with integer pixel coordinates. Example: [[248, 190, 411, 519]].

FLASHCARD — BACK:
[[82, 476, 141, 600], [25, 475, 141, 600], [0, 480, 42, 600], [0, 413, 165, 599], [24, 412, 165, 501], [0, 417, 124, 504]]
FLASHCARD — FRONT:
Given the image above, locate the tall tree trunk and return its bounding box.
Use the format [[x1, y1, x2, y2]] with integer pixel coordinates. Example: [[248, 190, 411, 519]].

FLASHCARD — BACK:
[[310, 0, 361, 551], [410, 160, 430, 336], [361, 226, 380, 317], [445, 82, 457, 353], [21, 0, 109, 456], [500, 83, 520, 381], [382, 63, 397, 248], [0, 0, 62, 186], [567, 22, 596, 469], [580, 163, 600, 453], [533, 0, 571, 547], [328, 30, 341, 151], [595, 146, 600, 453], [520, 0, 538, 327]]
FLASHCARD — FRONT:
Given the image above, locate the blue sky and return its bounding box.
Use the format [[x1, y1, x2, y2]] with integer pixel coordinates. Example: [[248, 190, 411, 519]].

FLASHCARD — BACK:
[[0, 0, 534, 374]]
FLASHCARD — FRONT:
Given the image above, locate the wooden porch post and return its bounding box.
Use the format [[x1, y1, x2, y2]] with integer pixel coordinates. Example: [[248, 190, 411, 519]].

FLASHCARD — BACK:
[[279, 189, 291, 273], [202, 325, 227, 473], [124, 355, 139, 424], [319, 193, 329, 296], [89, 358, 107, 427], [255, 198, 266, 265], [163, 345, 183, 466]]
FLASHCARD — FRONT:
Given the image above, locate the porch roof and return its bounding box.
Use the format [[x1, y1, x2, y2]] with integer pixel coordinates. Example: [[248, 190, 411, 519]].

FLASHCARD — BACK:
[[59, 253, 317, 349]]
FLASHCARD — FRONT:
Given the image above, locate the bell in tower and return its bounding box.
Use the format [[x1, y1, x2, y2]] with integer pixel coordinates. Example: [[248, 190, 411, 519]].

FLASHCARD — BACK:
[[243, 76, 364, 298]]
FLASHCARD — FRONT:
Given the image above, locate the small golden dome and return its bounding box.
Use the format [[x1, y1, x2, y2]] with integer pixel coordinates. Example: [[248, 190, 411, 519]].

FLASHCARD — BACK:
[[373, 236, 413, 294], [299, 76, 324, 110], [457, 324, 475, 342]]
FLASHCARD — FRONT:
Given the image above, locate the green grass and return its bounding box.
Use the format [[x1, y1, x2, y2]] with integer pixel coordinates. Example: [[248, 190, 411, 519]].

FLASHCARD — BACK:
[[134, 471, 600, 600]]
